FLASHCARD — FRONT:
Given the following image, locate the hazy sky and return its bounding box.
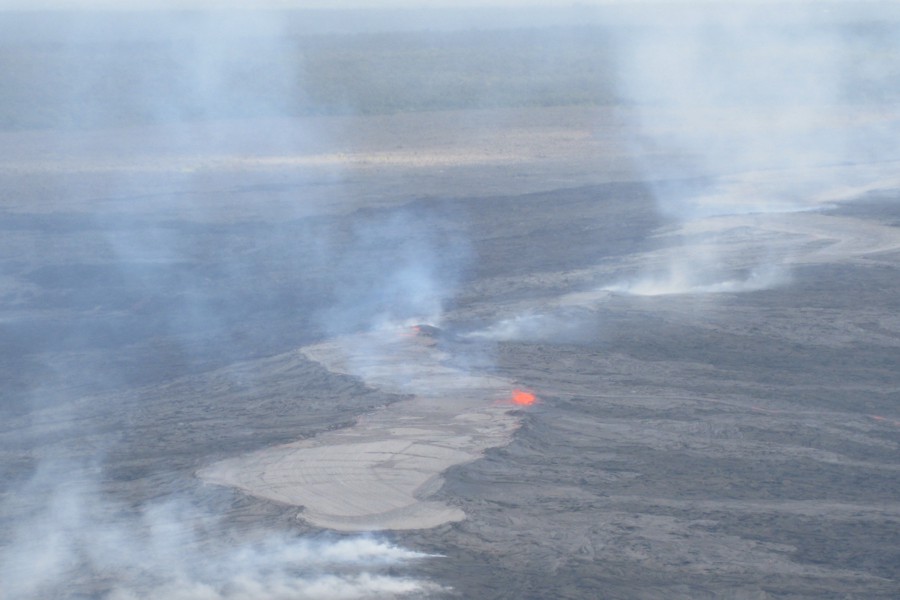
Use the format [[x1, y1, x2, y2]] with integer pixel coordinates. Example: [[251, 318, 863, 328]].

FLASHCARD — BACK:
[[0, 0, 608, 9], [0, 0, 821, 10]]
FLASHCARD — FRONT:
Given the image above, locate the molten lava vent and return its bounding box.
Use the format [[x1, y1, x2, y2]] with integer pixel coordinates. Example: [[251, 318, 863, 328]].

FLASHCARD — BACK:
[[511, 389, 537, 406]]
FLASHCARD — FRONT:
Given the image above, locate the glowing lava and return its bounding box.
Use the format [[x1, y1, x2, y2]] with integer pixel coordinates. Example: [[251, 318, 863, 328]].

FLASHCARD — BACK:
[[511, 389, 537, 406]]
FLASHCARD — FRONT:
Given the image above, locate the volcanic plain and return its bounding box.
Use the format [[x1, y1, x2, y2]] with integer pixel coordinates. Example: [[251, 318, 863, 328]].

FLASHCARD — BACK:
[[2, 103, 899, 599]]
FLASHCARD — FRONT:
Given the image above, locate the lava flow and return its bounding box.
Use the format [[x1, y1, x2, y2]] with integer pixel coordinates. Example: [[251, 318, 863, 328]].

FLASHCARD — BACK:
[[511, 389, 537, 406]]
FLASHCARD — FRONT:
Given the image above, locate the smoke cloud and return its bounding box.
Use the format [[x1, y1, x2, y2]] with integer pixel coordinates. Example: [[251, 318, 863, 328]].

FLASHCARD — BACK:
[[0, 463, 439, 600], [1, 7, 462, 599], [463, 304, 601, 343], [461, 5, 900, 343], [606, 3, 900, 296], [319, 208, 470, 337]]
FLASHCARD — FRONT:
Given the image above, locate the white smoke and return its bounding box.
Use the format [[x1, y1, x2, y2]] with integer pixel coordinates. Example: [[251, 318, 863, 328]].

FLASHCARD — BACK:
[[0, 465, 440, 600], [460, 6, 900, 344], [607, 4, 900, 296], [2, 11, 468, 600], [604, 253, 791, 298], [317, 203, 472, 340], [463, 304, 600, 343]]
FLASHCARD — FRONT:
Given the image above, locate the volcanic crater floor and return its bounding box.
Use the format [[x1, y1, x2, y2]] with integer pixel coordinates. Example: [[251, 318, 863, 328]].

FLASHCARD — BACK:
[[2, 107, 899, 599]]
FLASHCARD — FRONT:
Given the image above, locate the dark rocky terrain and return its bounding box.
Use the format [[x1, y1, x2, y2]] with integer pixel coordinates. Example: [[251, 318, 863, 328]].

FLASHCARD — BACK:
[[1, 8, 899, 598], [2, 114, 898, 597]]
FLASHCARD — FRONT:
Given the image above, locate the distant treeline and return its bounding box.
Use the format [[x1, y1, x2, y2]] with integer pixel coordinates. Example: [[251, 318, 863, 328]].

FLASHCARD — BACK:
[[0, 27, 619, 131]]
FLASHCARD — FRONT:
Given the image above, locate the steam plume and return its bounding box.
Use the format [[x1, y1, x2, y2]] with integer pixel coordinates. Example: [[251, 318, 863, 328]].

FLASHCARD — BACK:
[[0, 8, 454, 599], [0, 463, 439, 600], [608, 4, 900, 296]]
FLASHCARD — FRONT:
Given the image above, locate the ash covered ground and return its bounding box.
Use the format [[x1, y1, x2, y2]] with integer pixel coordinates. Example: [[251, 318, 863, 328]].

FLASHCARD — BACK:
[[2, 6, 900, 600]]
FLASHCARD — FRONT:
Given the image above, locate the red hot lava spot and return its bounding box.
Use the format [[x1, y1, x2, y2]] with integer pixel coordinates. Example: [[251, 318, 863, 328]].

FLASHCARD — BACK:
[[511, 389, 537, 406]]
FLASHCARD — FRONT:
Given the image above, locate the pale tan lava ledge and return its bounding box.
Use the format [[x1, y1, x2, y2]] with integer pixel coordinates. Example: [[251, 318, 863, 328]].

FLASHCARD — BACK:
[[199, 328, 526, 531]]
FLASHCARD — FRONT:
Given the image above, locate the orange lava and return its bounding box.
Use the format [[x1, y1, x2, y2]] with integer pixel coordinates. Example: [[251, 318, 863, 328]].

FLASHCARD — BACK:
[[511, 389, 537, 406]]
